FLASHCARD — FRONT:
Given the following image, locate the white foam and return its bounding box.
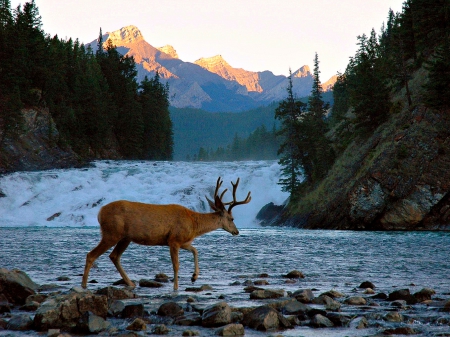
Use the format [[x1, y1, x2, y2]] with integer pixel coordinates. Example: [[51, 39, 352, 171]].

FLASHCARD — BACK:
[[0, 160, 288, 228]]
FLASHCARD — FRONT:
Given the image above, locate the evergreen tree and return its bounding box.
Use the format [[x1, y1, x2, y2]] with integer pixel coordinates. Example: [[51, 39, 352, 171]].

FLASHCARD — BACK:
[[275, 70, 307, 195]]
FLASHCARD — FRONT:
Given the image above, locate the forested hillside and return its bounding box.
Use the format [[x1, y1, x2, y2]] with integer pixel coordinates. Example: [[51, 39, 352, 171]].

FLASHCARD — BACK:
[[0, 0, 172, 172], [260, 0, 450, 230]]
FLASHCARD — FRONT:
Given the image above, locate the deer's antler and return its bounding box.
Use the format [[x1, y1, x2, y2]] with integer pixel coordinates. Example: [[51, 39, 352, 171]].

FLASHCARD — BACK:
[[227, 178, 251, 213]]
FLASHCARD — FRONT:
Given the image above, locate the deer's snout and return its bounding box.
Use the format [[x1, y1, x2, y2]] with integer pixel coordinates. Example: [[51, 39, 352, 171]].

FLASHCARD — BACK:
[[232, 229, 239, 236]]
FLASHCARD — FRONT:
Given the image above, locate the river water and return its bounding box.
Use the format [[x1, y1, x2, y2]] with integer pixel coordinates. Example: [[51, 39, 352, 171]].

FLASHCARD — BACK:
[[1, 160, 450, 336]]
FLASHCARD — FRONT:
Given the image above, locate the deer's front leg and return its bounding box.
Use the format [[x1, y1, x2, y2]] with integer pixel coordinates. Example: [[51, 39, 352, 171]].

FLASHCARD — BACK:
[[182, 244, 199, 283], [169, 245, 180, 290]]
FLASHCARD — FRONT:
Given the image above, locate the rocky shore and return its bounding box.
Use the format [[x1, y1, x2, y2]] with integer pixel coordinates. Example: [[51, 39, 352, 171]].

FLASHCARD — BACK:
[[1, 268, 450, 336]]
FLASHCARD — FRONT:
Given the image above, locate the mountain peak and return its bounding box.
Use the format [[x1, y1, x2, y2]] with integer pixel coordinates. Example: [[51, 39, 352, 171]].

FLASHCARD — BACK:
[[106, 25, 144, 45], [292, 65, 311, 78], [157, 45, 179, 59], [195, 55, 230, 68]]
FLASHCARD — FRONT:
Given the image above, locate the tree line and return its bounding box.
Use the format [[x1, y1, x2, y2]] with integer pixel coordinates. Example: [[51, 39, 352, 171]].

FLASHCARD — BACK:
[[0, 0, 173, 160], [276, 0, 450, 199]]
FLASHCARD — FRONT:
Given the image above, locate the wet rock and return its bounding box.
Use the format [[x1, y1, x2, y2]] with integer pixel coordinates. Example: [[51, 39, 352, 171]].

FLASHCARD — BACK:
[[281, 300, 311, 316], [372, 292, 388, 300], [359, 281, 375, 289], [96, 286, 136, 302], [19, 301, 40, 311], [202, 301, 232, 327], [152, 323, 169, 334], [215, 323, 245, 336], [182, 329, 200, 336], [34, 291, 108, 331], [26, 293, 47, 304], [309, 314, 334, 328], [320, 289, 345, 298], [0, 318, 7, 329], [121, 302, 144, 318], [244, 285, 263, 293], [384, 311, 404, 322], [47, 329, 61, 337], [349, 316, 368, 329], [230, 281, 241, 286], [391, 299, 408, 309], [158, 301, 184, 318], [0, 295, 11, 313], [126, 318, 147, 331], [364, 288, 375, 294], [292, 289, 314, 303], [444, 299, 450, 311], [413, 287, 436, 302], [109, 299, 144, 317], [78, 311, 110, 334], [250, 289, 285, 299], [230, 311, 244, 323], [283, 270, 305, 279], [0, 268, 38, 305], [344, 296, 366, 305], [254, 279, 269, 285], [383, 326, 418, 335], [6, 314, 34, 331], [56, 276, 70, 281], [139, 279, 163, 288], [387, 289, 417, 304], [174, 312, 202, 326], [186, 284, 213, 292], [155, 273, 170, 283], [312, 294, 341, 312], [243, 306, 280, 331], [326, 312, 352, 326]]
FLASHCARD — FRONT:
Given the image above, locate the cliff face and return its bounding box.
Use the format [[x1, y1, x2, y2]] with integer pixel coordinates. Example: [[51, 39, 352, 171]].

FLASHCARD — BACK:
[[260, 70, 450, 230], [0, 108, 86, 174]]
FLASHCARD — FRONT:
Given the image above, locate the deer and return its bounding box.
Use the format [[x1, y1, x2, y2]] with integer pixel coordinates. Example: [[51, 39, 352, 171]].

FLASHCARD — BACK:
[[81, 177, 251, 290]]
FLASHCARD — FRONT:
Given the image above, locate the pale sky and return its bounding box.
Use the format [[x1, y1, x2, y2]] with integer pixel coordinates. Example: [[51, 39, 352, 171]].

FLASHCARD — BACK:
[[11, 0, 405, 81]]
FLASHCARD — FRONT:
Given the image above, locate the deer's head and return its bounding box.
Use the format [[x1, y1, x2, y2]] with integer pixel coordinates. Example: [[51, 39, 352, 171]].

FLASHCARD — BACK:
[[206, 177, 251, 236]]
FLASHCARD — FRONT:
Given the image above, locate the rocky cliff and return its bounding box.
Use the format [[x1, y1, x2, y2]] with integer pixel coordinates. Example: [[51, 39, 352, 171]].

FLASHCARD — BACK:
[[259, 69, 450, 230], [0, 108, 86, 174]]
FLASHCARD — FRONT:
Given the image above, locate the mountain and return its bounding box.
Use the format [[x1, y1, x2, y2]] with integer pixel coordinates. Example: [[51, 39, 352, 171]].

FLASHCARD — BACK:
[[88, 26, 336, 112]]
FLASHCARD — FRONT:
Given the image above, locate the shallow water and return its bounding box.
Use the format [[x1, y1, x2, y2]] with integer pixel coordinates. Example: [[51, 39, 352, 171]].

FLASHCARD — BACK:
[[1, 160, 450, 335]]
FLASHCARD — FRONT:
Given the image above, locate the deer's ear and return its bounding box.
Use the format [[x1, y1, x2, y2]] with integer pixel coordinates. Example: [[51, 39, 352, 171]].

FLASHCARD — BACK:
[[206, 196, 219, 211]]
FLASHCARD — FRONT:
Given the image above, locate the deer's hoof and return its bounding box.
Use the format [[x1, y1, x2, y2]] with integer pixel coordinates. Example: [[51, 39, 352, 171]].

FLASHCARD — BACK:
[[191, 273, 198, 283]]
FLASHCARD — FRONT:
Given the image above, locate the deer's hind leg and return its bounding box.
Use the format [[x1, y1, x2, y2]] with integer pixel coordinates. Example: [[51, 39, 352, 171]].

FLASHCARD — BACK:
[[181, 243, 199, 283], [82, 238, 117, 288], [109, 238, 134, 287]]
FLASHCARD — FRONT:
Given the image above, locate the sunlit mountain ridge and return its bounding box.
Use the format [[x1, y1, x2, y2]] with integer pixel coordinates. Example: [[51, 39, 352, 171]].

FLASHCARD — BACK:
[[88, 25, 336, 112]]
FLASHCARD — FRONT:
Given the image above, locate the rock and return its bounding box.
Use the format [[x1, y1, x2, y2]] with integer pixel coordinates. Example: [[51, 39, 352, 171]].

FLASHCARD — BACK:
[[109, 299, 144, 317], [359, 281, 375, 289], [309, 314, 334, 328], [95, 286, 136, 301], [320, 290, 345, 298], [152, 323, 169, 334], [139, 279, 163, 288], [312, 294, 341, 311], [126, 318, 147, 331], [174, 312, 202, 326], [56, 276, 70, 281], [281, 300, 311, 316], [391, 299, 408, 308], [344, 296, 366, 305], [364, 288, 375, 294], [384, 311, 404, 322], [215, 323, 245, 336], [383, 326, 417, 335], [243, 306, 280, 331], [78, 311, 110, 333], [444, 299, 450, 311], [349, 316, 368, 329], [244, 285, 263, 293], [326, 312, 352, 326], [372, 292, 388, 300], [414, 287, 436, 302], [186, 284, 213, 292], [0, 268, 38, 305], [34, 291, 108, 331], [0, 295, 11, 313], [158, 302, 184, 318], [256, 202, 284, 224], [121, 303, 144, 318], [250, 289, 285, 299], [47, 328, 61, 337], [254, 280, 269, 285], [6, 314, 34, 330], [19, 301, 40, 311], [155, 273, 170, 283], [202, 301, 232, 327], [292, 289, 314, 303], [182, 329, 200, 336], [283, 270, 305, 279], [230, 311, 244, 323], [26, 293, 47, 304], [387, 289, 418, 304]]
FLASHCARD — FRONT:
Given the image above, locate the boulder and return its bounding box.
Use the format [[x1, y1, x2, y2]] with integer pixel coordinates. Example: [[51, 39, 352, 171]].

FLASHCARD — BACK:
[[95, 286, 136, 302], [359, 281, 375, 289], [413, 287, 436, 302], [282, 270, 305, 279], [311, 295, 341, 311], [384, 311, 404, 322], [250, 289, 285, 299], [186, 284, 213, 292], [344, 296, 366, 305], [292, 289, 314, 303], [174, 312, 202, 326], [320, 290, 345, 298], [243, 306, 281, 331], [154, 273, 170, 283], [387, 289, 417, 304], [78, 311, 110, 334], [202, 302, 232, 327], [326, 312, 352, 326], [139, 279, 164, 288], [349, 316, 368, 329], [34, 291, 108, 331], [158, 301, 184, 318], [152, 323, 169, 334], [126, 318, 147, 331], [383, 327, 417, 335], [6, 314, 34, 331], [281, 300, 311, 316], [215, 323, 245, 336], [309, 314, 334, 328], [0, 268, 38, 305], [109, 299, 144, 317]]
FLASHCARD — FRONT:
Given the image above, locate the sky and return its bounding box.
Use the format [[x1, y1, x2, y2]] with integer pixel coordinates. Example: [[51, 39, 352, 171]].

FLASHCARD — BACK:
[[11, 0, 405, 81]]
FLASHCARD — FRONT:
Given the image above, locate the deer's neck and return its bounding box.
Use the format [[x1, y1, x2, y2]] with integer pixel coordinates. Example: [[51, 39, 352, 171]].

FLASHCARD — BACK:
[[192, 212, 222, 237]]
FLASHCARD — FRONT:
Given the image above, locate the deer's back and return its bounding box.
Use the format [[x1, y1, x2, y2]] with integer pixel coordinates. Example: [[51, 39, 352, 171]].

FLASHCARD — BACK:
[[98, 200, 196, 246]]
